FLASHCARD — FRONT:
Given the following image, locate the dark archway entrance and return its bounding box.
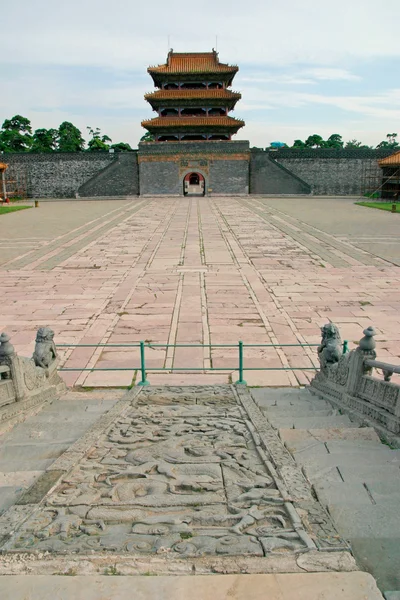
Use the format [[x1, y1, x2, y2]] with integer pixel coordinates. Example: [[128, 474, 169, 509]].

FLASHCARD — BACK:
[[183, 172, 205, 196]]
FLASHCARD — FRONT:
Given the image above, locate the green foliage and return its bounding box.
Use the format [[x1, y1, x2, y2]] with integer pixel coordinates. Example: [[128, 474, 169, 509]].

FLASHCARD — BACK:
[[110, 142, 133, 152], [31, 128, 58, 152], [140, 132, 155, 142], [104, 565, 121, 576], [305, 134, 325, 148], [325, 134, 343, 148], [292, 139, 306, 148], [345, 139, 362, 149], [0, 115, 33, 152], [376, 133, 399, 149], [87, 126, 112, 151], [58, 121, 85, 152]]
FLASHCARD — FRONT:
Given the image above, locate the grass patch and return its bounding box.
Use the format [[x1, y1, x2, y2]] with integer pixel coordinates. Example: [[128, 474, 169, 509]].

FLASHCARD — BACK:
[[104, 565, 121, 576], [0, 205, 31, 215], [355, 202, 399, 212]]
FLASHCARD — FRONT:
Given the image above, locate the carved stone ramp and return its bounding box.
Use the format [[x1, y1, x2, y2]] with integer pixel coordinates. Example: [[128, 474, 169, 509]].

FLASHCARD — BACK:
[[0, 573, 384, 599], [251, 387, 400, 595], [0, 385, 357, 577]]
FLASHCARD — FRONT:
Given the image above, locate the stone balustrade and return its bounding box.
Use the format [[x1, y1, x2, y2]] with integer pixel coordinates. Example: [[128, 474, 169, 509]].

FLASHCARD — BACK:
[[310, 323, 400, 445], [0, 329, 65, 434]]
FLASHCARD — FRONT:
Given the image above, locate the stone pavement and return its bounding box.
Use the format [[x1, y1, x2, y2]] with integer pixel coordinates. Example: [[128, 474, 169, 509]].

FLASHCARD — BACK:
[[0, 573, 384, 599], [252, 387, 400, 594], [0, 196, 399, 387]]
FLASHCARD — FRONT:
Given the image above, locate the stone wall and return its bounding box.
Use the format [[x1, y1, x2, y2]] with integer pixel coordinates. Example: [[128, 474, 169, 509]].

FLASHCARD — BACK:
[[1, 152, 115, 198], [78, 153, 139, 197], [270, 148, 393, 196], [138, 140, 250, 196], [1, 146, 394, 199], [249, 151, 311, 195]]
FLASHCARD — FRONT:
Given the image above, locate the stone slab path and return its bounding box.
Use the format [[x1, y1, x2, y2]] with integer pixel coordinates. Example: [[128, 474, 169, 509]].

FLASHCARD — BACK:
[[0, 197, 399, 387], [0, 573, 384, 600], [251, 387, 400, 594]]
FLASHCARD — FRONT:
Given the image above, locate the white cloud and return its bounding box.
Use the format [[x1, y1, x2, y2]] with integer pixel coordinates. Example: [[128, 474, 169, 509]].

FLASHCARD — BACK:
[[1, 0, 400, 69], [1, 0, 400, 148], [301, 68, 361, 81]]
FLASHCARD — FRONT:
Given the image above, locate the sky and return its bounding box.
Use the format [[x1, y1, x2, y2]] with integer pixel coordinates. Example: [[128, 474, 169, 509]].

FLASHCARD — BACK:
[[1, 0, 400, 149]]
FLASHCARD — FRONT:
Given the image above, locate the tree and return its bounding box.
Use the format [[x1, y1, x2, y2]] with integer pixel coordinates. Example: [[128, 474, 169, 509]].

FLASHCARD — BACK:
[[58, 121, 85, 152], [326, 134, 344, 149], [86, 126, 111, 151], [140, 132, 155, 142], [292, 139, 306, 148], [305, 134, 325, 148], [376, 133, 399, 149], [345, 139, 362, 149], [31, 128, 58, 152], [344, 139, 372, 149], [110, 142, 133, 152], [0, 115, 32, 152]]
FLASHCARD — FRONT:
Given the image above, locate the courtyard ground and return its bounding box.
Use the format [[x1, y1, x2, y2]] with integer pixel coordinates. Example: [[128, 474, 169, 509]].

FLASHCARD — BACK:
[[0, 196, 399, 387]]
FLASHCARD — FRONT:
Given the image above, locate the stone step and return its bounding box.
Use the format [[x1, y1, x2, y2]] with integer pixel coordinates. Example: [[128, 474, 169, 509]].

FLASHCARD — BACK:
[[267, 414, 357, 430], [301, 453, 400, 481], [314, 481, 377, 508], [280, 429, 384, 454], [313, 480, 400, 509], [0, 573, 385, 600], [261, 406, 336, 417], [252, 388, 332, 410]]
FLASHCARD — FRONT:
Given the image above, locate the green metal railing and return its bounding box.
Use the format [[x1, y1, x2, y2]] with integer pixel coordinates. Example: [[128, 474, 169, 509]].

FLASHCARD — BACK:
[[57, 340, 349, 386]]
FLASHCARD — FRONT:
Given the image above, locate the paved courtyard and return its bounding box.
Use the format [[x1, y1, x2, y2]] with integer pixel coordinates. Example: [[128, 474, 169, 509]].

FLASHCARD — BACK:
[[0, 196, 399, 387]]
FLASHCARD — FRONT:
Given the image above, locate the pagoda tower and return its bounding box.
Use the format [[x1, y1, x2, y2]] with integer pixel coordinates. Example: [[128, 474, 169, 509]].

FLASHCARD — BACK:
[[142, 50, 244, 142]]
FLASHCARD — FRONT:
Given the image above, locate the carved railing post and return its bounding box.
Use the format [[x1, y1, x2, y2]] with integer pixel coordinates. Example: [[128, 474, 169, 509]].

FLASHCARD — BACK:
[[0, 332, 26, 401], [345, 326, 376, 396]]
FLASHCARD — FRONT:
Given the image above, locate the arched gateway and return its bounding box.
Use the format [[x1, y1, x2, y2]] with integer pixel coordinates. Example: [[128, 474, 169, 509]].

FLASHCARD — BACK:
[[183, 172, 205, 196]]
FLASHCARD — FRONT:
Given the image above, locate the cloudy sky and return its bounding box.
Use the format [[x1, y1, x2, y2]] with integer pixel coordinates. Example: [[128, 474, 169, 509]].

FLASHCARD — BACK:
[[2, 0, 400, 148]]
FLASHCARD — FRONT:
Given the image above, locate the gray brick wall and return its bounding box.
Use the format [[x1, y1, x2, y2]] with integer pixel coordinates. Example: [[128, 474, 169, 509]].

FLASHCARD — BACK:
[[210, 160, 249, 194], [139, 161, 181, 195], [276, 157, 381, 195], [78, 153, 139, 197], [1, 153, 115, 198], [250, 153, 311, 195]]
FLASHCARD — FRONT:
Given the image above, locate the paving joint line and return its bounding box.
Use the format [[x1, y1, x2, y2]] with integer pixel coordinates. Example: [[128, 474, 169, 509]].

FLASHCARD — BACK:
[[37, 200, 148, 271], [209, 198, 298, 386], [2, 200, 141, 270], [210, 199, 319, 384], [249, 198, 386, 267], [60, 200, 181, 379], [239, 198, 348, 268], [264, 203, 393, 267]]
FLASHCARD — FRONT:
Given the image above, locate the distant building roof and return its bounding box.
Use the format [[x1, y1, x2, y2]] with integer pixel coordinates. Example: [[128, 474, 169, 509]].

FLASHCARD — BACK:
[[148, 51, 238, 75], [141, 116, 244, 129], [145, 89, 241, 101], [378, 150, 400, 166]]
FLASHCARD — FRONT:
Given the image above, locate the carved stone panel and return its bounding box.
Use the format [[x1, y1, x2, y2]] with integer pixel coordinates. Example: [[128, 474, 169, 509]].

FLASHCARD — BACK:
[[3, 385, 344, 558]]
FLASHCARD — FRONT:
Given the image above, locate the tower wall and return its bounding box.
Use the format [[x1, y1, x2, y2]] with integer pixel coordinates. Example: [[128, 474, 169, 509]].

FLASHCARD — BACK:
[[138, 140, 250, 196]]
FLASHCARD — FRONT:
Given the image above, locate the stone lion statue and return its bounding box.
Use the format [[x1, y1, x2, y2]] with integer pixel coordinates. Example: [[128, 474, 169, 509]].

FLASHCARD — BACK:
[[318, 323, 342, 370], [33, 327, 57, 370]]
